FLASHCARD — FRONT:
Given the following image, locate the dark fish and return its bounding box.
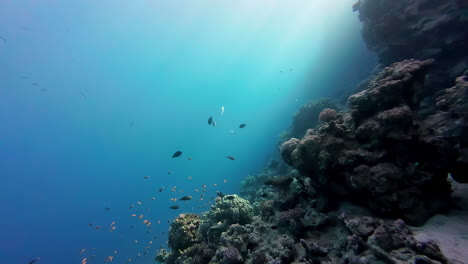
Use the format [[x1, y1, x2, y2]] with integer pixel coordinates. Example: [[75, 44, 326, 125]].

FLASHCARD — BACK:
[[226, 195, 235, 200], [226, 156, 236, 160], [187, 157, 192, 160], [169, 205, 179, 210], [144, 176, 150, 179], [216, 191, 224, 198], [105, 207, 111, 211], [172, 151, 182, 158], [159, 187, 164, 192], [239, 124, 246, 128], [208, 116, 213, 125], [168, 171, 174, 174], [28, 257, 40, 264], [40, 88, 47, 92], [79, 90, 87, 98], [180, 195, 192, 201], [260, 193, 268, 198], [32, 83, 39, 86]]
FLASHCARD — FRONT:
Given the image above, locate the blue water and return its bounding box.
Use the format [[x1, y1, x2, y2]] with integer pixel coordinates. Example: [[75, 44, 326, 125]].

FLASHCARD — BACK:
[[0, 0, 375, 263]]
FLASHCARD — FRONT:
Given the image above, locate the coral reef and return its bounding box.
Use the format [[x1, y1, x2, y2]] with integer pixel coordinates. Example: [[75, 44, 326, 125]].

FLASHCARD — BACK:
[[280, 59, 468, 225]]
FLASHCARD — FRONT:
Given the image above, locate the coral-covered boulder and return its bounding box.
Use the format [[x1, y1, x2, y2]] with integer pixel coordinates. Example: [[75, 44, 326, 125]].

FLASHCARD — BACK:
[[200, 195, 254, 243], [168, 213, 201, 252]]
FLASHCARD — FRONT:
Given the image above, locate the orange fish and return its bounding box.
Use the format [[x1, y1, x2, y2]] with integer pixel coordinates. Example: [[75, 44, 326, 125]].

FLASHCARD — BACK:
[[81, 258, 87, 264], [105, 255, 113, 262], [137, 201, 142, 205], [138, 215, 143, 220], [110, 221, 115, 226], [194, 189, 199, 192], [109, 226, 116, 232], [80, 249, 86, 255], [224, 179, 227, 183], [170, 198, 177, 202], [131, 214, 136, 217], [143, 220, 148, 224], [151, 197, 155, 200], [213, 183, 217, 186]]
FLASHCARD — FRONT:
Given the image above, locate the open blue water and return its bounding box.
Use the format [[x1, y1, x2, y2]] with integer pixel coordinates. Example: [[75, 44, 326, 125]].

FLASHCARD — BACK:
[[0, 0, 375, 263]]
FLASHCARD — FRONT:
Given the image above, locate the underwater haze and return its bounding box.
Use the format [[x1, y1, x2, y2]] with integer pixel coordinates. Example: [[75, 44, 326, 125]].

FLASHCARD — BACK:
[[0, 0, 375, 263]]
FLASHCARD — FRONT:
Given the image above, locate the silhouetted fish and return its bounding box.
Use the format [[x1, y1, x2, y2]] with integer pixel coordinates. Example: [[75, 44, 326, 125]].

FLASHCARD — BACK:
[[28, 257, 40, 264], [159, 187, 164, 192], [208, 116, 213, 125], [239, 124, 246, 128], [216, 191, 224, 198], [169, 205, 179, 210], [172, 151, 182, 158], [180, 196, 192, 201], [226, 156, 236, 160]]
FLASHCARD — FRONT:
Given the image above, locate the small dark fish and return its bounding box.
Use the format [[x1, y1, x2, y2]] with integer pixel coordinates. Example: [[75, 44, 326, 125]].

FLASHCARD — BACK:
[[79, 90, 87, 99], [208, 116, 213, 125], [32, 83, 39, 86], [144, 176, 150, 179], [180, 195, 192, 201], [168, 171, 174, 174], [187, 157, 192, 160], [212, 121, 216, 126], [40, 88, 48, 92], [216, 191, 224, 198], [226, 156, 236, 160], [105, 207, 111, 211], [239, 124, 246, 128], [226, 195, 235, 200], [172, 151, 182, 158], [28, 257, 40, 264], [260, 193, 268, 198], [169, 205, 179, 210], [159, 187, 164, 192]]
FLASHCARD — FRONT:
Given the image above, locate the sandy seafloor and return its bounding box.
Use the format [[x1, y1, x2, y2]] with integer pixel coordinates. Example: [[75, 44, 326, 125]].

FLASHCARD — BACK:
[[412, 181, 468, 264]]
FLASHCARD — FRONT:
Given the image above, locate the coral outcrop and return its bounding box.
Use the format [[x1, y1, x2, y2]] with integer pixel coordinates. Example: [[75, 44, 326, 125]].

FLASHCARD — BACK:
[[280, 60, 467, 225]]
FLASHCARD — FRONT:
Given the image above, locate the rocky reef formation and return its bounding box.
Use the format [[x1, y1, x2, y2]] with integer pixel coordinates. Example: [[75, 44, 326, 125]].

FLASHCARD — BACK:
[[354, 0, 468, 94], [281, 60, 468, 225]]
